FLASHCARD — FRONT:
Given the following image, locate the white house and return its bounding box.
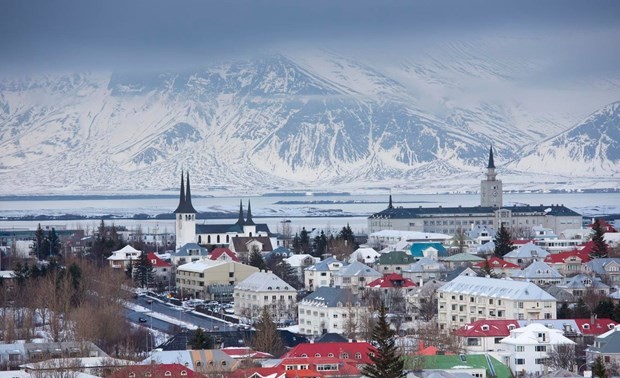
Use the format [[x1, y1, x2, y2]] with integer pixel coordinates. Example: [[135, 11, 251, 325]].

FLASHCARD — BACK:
[[304, 257, 345, 291], [503, 242, 550, 266], [332, 261, 382, 294], [348, 247, 381, 266], [284, 254, 318, 280], [107, 245, 142, 269], [500, 323, 575, 376], [234, 271, 297, 322]]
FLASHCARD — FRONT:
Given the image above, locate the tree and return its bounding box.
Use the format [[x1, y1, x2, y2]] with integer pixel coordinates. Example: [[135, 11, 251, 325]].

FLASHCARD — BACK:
[[480, 258, 498, 278], [593, 356, 608, 378], [291, 233, 301, 253], [249, 249, 266, 271], [312, 231, 328, 257], [250, 306, 285, 357], [546, 344, 576, 371], [590, 219, 609, 259], [189, 327, 213, 349], [362, 302, 405, 378], [45, 228, 61, 258], [595, 299, 615, 320], [32, 224, 46, 260], [573, 298, 592, 319], [494, 225, 515, 258], [133, 251, 154, 289], [557, 302, 573, 319], [299, 228, 311, 254], [266, 255, 301, 289], [452, 227, 468, 255]]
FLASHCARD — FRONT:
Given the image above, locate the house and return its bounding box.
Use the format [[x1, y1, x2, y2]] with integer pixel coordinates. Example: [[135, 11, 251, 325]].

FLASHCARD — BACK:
[[410, 242, 448, 261], [440, 252, 484, 269], [208, 247, 240, 263], [509, 261, 564, 286], [303, 257, 344, 291], [348, 247, 381, 265], [171, 243, 209, 266], [332, 261, 382, 294], [282, 341, 376, 365], [453, 319, 520, 354], [367, 230, 451, 250], [473, 257, 520, 276], [555, 274, 610, 298], [284, 254, 318, 280], [503, 242, 550, 266], [228, 356, 363, 378], [467, 225, 495, 247], [143, 350, 238, 374], [585, 258, 620, 284], [176, 260, 259, 300], [263, 246, 293, 261], [402, 257, 447, 283], [586, 325, 620, 366], [500, 323, 575, 376], [107, 363, 200, 378], [544, 250, 590, 276], [233, 272, 297, 322], [107, 245, 142, 269], [374, 251, 416, 274], [297, 287, 368, 336], [147, 252, 173, 287], [366, 273, 416, 294], [437, 276, 557, 332], [229, 236, 274, 262], [403, 354, 512, 378]]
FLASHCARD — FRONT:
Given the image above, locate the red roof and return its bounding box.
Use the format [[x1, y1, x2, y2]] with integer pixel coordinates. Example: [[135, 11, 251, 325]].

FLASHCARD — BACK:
[[579, 240, 596, 255], [226, 357, 361, 378], [283, 342, 376, 364], [147, 252, 172, 268], [473, 257, 519, 269], [109, 364, 204, 378], [453, 319, 519, 338], [209, 247, 240, 262], [512, 239, 535, 245], [544, 250, 590, 264], [367, 273, 417, 288], [573, 318, 618, 335]]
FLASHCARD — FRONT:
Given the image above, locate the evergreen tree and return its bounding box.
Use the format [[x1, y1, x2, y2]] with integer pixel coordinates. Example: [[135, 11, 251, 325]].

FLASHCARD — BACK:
[[613, 303, 620, 323], [312, 231, 328, 257], [362, 302, 405, 378], [595, 299, 614, 319], [573, 298, 592, 318], [266, 255, 301, 289], [133, 251, 154, 289], [590, 219, 609, 259], [46, 228, 61, 257], [494, 225, 515, 258], [480, 258, 498, 278], [32, 224, 46, 260], [190, 327, 214, 349], [251, 306, 285, 357], [557, 302, 573, 319], [292, 233, 301, 253], [249, 249, 266, 271], [592, 356, 608, 378], [299, 228, 311, 254]]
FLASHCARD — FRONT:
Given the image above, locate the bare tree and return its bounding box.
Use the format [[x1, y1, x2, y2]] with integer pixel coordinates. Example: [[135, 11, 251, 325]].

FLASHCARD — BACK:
[[413, 323, 462, 354], [29, 358, 83, 378], [343, 303, 359, 339], [546, 344, 576, 371]]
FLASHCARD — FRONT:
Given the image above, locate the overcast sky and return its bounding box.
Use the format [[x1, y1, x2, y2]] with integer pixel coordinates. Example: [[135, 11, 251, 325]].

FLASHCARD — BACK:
[[1, 0, 619, 76]]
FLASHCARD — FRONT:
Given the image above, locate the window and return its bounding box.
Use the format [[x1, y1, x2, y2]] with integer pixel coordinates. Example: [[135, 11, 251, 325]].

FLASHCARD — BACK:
[[535, 346, 546, 352], [165, 372, 172, 377], [535, 358, 547, 365], [328, 353, 334, 357], [518, 302, 523, 309], [467, 338, 479, 346], [515, 358, 525, 365], [516, 346, 524, 352], [342, 353, 349, 359], [355, 353, 362, 359]]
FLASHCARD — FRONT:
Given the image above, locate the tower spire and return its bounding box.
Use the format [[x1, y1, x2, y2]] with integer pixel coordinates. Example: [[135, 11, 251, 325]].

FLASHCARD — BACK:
[[487, 146, 495, 169], [388, 193, 393, 209], [173, 171, 186, 214], [236, 199, 245, 225], [184, 172, 197, 213], [245, 200, 255, 225]]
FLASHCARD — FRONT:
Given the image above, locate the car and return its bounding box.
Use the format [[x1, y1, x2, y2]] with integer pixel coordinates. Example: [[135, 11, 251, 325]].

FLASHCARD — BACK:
[[138, 317, 148, 323]]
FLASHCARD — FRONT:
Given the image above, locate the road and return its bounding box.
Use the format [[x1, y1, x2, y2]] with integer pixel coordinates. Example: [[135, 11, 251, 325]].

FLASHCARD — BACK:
[[127, 296, 237, 333]]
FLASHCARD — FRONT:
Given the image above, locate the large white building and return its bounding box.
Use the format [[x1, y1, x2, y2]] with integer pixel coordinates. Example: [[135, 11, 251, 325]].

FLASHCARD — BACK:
[[437, 276, 557, 332], [234, 271, 297, 322], [368, 148, 582, 236], [303, 257, 344, 291], [176, 259, 259, 300]]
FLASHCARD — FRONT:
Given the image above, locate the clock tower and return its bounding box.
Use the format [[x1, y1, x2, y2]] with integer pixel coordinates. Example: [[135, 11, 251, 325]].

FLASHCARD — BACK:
[[480, 146, 502, 208]]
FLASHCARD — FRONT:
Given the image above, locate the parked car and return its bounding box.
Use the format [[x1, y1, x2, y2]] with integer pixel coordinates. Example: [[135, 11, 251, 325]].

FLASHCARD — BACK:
[[138, 317, 148, 323]]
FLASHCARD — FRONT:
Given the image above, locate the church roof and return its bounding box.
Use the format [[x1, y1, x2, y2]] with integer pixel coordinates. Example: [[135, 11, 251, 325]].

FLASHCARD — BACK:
[[173, 172, 197, 214], [487, 145, 495, 169], [368, 204, 581, 219], [195, 223, 271, 234]]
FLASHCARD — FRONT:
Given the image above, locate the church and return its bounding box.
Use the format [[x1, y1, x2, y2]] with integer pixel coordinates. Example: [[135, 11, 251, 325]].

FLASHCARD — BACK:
[[368, 147, 582, 237], [173, 172, 272, 251]]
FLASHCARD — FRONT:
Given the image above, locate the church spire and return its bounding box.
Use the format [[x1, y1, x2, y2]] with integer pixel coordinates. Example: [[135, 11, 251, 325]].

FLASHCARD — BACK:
[[388, 193, 393, 209], [236, 199, 245, 225], [184, 173, 197, 213], [245, 200, 255, 225], [174, 171, 197, 214], [487, 146, 495, 169], [173, 171, 186, 214]]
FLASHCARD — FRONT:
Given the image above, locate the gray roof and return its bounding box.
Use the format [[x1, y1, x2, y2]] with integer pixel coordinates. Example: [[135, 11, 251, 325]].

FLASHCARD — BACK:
[[305, 257, 344, 272], [558, 274, 609, 290], [588, 327, 620, 354], [235, 272, 295, 292], [545, 286, 576, 302], [438, 276, 557, 301], [369, 204, 581, 219], [586, 258, 620, 275], [300, 286, 364, 308], [174, 243, 209, 256], [403, 257, 447, 273], [510, 261, 563, 279], [504, 242, 550, 259], [333, 261, 381, 278]]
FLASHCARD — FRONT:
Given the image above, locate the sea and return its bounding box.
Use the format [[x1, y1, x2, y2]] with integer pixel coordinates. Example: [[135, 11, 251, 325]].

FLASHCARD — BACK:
[[0, 192, 619, 235]]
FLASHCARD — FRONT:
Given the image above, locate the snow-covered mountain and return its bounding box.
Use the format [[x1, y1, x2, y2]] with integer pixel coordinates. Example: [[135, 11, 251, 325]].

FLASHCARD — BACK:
[[0, 51, 618, 195], [510, 101, 620, 176]]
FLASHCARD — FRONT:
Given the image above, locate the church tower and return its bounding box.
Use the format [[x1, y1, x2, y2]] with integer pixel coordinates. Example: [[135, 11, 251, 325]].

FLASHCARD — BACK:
[[480, 146, 503, 208], [243, 200, 257, 237], [174, 171, 197, 250]]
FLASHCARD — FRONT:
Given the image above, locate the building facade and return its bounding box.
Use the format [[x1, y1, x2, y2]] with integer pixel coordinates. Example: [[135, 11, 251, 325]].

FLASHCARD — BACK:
[[233, 271, 297, 322], [176, 260, 259, 300]]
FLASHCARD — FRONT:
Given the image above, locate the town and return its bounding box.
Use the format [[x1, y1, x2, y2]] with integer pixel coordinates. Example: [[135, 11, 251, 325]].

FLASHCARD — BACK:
[[0, 148, 619, 378]]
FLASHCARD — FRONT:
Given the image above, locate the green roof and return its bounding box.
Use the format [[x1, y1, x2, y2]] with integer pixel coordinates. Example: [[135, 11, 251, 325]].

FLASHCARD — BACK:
[[377, 251, 416, 265], [403, 354, 512, 378]]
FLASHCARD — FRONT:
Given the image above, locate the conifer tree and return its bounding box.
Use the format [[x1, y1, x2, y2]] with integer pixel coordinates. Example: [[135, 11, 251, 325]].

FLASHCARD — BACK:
[[190, 327, 214, 349], [362, 302, 405, 378], [592, 356, 608, 378], [573, 298, 592, 318], [299, 228, 311, 254], [32, 224, 46, 260], [249, 249, 266, 271], [133, 251, 154, 288], [494, 225, 515, 258], [46, 228, 61, 257], [292, 233, 301, 253], [590, 219, 609, 259], [251, 306, 285, 357], [480, 258, 498, 278]]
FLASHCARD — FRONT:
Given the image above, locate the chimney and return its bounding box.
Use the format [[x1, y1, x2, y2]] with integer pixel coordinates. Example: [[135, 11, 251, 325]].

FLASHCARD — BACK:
[[591, 314, 597, 325]]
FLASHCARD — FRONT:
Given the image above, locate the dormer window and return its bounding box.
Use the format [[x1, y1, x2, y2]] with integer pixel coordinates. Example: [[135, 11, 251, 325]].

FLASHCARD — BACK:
[[584, 324, 590, 329], [180, 372, 187, 376], [129, 373, 135, 378], [315, 353, 321, 357], [165, 372, 171, 377], [481, 325, 489, 331]]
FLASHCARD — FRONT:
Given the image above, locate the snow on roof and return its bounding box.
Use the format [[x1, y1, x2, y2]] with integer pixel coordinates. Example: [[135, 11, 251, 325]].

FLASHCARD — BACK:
[[500, 323, 575, 346], [235, 272, 295, 292], [510, 261, 563, 279], [334, 261, 381, 278], [176, 259, 226, 273], [370, 230, 451, 240], [438, 276, 557, 301], [504, 242, 550, 258], [284, 254, 316, 266]]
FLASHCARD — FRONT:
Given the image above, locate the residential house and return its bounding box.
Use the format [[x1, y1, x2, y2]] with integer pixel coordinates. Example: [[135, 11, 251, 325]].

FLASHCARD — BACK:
[[229, 236, 274, 263], [176, 260, 259, 300], [233, 271, 297, 322], [472, 257, 520, 277], [303, 257, 344, 291], [284, 254, 318, 280], [171, 243, 209, 266], [403, 354, 512, 378], [107, 363, 200, 378], [500, 323, 575, 376], [263, 246, 293, 261], [374, 251, 416, 274], [437, 276, 557, 332], [585, 258, 620, 284], [586, 325, 620, 366], [282, 341, 376, 365], [410, 242, 448, 261], [402, 257, 447, 283], [509, 261, 564, 286], [332, 261, 382, 295], [544, 250, 590, 276], [407, 280, 445, 321], [143, 350, 238, 375], [107, 245, 142, 269], [230, 356, 363, 378], [297, 287, 368, 336], [147, 252, 173, 287], [440, 252, 484, 270], [208, 247, 240, 263], [453, 319, 520, 354], [503, 242, 550, 266], [366, 273, 416, 311], [348, 247, 381, 266], [555, 274, 610, 298]]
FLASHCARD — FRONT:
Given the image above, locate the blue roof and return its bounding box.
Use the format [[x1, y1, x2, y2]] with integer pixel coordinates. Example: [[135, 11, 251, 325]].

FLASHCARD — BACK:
[[174, 243, 209, 256], [410, 242, 447, 258], [369, 204, 581, 219]]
